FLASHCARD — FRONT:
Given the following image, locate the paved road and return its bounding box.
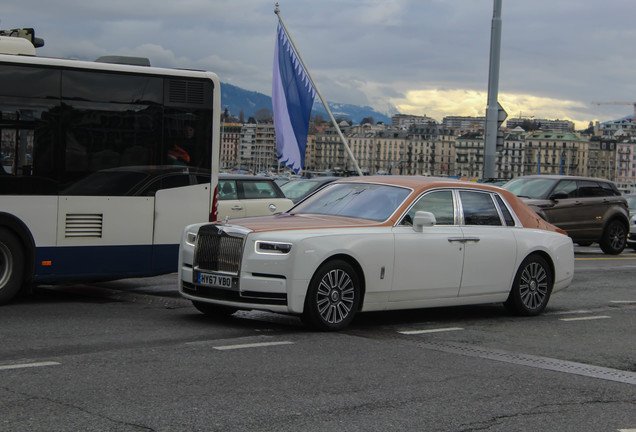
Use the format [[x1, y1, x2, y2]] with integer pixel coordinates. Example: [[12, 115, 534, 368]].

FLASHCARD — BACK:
[[1, 247, 635, 431]]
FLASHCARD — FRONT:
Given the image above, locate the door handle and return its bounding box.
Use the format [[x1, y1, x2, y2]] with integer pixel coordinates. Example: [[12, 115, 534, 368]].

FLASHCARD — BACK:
[[447, 237, 480, 243], [231, 205, 243, 210]]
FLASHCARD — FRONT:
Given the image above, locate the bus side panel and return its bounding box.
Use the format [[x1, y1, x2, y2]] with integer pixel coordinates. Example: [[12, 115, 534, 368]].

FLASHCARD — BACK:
[[37, 196, 156, 278], [34, 245, 153, 281], [152, 183, 211, 273], [0, 196, 59, 248]]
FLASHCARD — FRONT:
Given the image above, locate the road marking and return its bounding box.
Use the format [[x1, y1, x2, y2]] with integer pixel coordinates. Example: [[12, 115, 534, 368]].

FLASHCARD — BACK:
[[418, 340, 636, 385], [611, 300, 636, 304], [546, 309, 594, 315], [0, 361, 60, 371], [213, 341, 293, 351], [618, 429, 636, 432], [399, 327, 464, 335], [559, 315, 610, 322]]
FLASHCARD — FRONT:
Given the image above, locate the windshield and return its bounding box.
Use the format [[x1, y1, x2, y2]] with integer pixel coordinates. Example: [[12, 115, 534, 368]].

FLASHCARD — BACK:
[[502, 177, 558, 199], [280, 180, 322, 201], [291, 182, 411, 221]]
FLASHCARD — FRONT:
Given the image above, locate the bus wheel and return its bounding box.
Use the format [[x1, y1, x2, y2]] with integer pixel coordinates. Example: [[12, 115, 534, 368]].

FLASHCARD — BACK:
[[0, 228, 24, 305]]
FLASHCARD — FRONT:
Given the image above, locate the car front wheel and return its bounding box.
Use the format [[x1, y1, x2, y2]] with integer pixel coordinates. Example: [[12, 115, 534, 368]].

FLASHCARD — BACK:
[[505, 255, 553, 316], [599, 220, 627, 255], [303, 260, 361, 331]]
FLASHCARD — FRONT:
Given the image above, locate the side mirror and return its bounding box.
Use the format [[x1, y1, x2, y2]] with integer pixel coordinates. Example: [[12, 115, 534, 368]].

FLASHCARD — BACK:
[[413, 211, 436, 232], [549, 192, 568, 200]]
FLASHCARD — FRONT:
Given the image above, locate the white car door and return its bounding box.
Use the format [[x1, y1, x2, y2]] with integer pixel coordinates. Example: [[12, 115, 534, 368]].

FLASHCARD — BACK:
[[456, 190, 517, 297], [390, 190, 464, 302], [217, 179, 246, 220]]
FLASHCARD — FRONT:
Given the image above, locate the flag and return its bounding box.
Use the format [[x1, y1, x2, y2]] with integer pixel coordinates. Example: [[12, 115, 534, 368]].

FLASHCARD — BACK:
[[272, 22, 316, 174]]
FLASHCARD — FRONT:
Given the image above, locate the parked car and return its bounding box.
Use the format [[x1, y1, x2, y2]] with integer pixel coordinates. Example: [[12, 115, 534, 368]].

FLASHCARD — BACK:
[[502, 175, 629, 254], [179, 176, 574, 331], [624, 193, 636, 218], [64, 167, 293, 220], [279, 176, 339, 203], [628, 214, 636, 251], [217, 174, 293, 220], [62, 165, 211, 196]]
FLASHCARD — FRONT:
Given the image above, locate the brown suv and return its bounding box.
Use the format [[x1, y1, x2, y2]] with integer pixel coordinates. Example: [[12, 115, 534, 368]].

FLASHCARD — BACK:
[[502, 175, 629, 254]]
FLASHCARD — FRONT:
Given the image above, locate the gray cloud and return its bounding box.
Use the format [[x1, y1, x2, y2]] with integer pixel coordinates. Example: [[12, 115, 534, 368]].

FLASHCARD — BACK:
[[3, 0, 635, 124]]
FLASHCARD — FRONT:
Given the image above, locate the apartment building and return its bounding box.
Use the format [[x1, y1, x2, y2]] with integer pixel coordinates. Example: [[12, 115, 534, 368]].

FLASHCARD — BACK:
[[237, 123, 277, 173], [220, 123, 242, 170], [523, 132, 588, 176]]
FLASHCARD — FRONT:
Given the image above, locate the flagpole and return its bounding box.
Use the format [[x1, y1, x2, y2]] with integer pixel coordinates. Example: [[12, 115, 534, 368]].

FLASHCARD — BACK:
[[274, 4, 363, 176]]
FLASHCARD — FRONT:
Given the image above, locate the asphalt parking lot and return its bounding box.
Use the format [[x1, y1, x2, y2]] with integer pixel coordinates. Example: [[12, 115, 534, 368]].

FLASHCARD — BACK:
[[1, 244, 635, 431]]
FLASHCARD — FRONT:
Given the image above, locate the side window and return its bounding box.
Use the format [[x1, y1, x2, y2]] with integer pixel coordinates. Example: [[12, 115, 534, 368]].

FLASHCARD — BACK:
[[460, 191, 502, 226], [242, 181, 277, 199], [401, 190, 454, 226], [578, 180, 606, 198], [218, 180, 237, 200], [495, 195, 516, 226], [551, 180, 577, 198], [599, 182, 620, 196]]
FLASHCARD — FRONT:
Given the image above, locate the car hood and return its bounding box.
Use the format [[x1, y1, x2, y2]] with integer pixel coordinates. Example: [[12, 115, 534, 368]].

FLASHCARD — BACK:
[[218, 213, 387, 233]]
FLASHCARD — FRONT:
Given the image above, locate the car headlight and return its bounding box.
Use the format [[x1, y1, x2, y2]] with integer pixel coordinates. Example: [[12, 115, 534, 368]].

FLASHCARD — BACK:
[[255, 241, 292, 255], [185, 231, 198, 247]]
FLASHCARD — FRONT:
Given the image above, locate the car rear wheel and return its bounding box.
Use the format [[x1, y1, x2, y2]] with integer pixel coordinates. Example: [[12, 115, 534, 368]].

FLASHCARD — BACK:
[[303, 260, 361, 331], [599, 220, 627, 255], [192, 301, 237, 317], [505, 255, 552, 316], [0, 228, 24, 305]]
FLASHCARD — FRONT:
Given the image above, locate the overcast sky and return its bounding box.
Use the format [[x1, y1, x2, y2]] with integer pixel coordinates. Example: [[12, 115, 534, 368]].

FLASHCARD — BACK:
[[3, 0, 636, 128]]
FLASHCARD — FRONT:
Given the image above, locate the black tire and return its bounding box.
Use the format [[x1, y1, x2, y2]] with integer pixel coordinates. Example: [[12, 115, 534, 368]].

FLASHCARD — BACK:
[[192, 301, 237, 317], [0, 228, 24, 305], [504, 255, 553, 316], [303, 260, 361, 331], [599, 220, 627, 255]]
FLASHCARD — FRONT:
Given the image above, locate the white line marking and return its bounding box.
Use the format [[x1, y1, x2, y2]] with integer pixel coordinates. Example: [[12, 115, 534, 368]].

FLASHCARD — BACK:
[[546, 309, 594, 315], [559, 316, 610, 322], [611, 300, 636, 304], [618, 429, 636, 432], [0, 361, 60, 371], [399, 327, 464, 335], [213, 341, 293, 351]]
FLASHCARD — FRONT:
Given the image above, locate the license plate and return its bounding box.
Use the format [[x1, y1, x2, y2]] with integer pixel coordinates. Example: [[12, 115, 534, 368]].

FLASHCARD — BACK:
[[196, 272, 233, 289]]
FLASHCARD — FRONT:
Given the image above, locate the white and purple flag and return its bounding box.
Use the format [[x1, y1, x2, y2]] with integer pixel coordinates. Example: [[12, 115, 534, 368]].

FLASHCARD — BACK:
[[272, 22, 316, 174]]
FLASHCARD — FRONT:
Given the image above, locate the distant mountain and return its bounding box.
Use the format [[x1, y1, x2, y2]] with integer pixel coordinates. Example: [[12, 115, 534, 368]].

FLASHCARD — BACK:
[[220, 82, 394, 124]]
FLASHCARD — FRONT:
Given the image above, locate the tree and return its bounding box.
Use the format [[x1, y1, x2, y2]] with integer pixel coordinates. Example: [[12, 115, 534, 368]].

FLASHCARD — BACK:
[[313, 114, 325, 125], [255, 108, 272, 123], [361, 117, 374, 125]]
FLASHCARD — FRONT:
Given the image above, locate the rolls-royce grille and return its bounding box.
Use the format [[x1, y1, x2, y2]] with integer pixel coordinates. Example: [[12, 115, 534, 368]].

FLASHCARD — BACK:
[[194, 225, 245, 275]]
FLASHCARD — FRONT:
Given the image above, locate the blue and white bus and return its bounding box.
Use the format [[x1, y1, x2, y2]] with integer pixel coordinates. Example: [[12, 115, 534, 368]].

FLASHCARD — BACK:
[[0, 31, 221, 304]]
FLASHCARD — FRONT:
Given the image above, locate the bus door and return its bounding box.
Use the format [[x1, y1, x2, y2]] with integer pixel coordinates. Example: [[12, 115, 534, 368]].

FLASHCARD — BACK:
[[152, 183, 211, 274]]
